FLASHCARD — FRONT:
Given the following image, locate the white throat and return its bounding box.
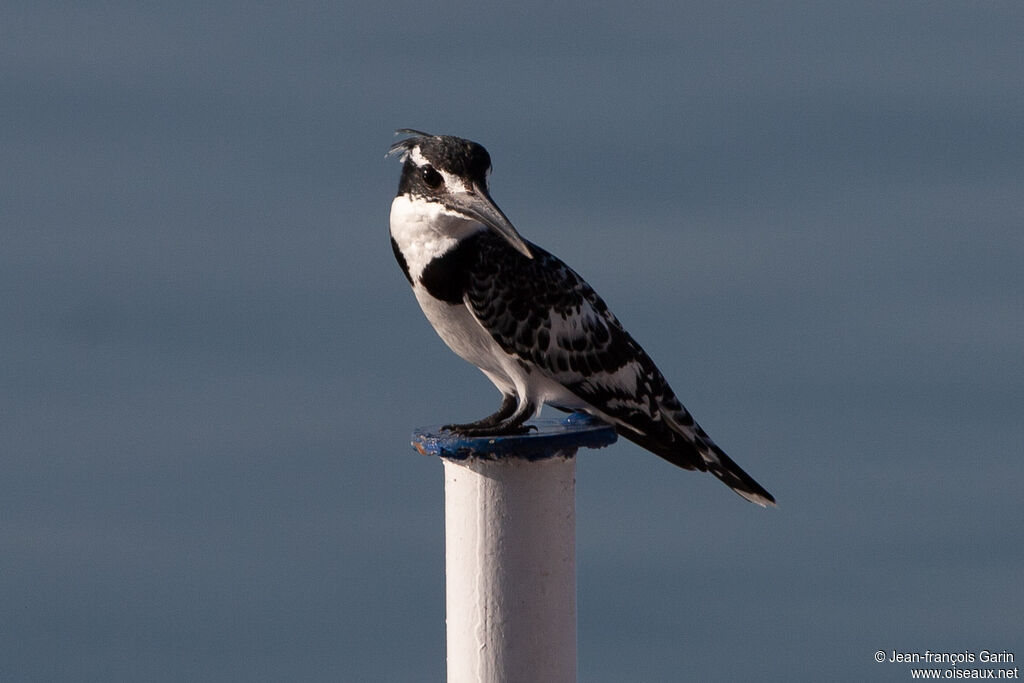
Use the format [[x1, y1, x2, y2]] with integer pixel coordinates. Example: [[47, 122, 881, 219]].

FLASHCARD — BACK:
[[390, 194, 484, 281]]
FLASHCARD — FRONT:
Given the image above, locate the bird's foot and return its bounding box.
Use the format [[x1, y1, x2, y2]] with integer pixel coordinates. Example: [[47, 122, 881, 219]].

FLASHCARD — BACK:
[[440, 395, 519, 435], [441, 422, 538, 437], [441, 421, 491, 433], [440, 396, 535, 437]]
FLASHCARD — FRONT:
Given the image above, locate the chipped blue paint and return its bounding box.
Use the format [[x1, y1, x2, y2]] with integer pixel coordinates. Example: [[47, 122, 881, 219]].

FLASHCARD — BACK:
[[412, 412, 618, 461]]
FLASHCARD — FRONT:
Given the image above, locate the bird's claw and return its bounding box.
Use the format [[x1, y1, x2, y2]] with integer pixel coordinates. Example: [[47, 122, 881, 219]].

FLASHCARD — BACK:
[[440, 423, 536, 437]]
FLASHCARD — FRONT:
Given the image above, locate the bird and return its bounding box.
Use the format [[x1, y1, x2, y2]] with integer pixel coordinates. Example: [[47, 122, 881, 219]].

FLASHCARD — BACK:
[[387, 129, 775, 506]]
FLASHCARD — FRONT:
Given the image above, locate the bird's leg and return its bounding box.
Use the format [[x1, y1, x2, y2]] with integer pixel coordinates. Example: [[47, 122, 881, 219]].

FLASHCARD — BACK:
[[485, 399, 538, 435], [443, 396, 537, 436], [442, 394, 517, 433]]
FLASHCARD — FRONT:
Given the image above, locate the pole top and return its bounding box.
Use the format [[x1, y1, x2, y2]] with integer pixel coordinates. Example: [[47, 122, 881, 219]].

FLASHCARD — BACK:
[[412, 412, 618, 461]]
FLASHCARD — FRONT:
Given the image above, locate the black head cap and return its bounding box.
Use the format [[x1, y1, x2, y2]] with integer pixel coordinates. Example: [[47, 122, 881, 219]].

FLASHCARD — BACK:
[[388, 129, 493, 195]]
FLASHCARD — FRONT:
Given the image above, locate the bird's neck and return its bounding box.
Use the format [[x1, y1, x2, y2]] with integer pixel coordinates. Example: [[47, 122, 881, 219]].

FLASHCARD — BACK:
[[390, 194, 484, 282]]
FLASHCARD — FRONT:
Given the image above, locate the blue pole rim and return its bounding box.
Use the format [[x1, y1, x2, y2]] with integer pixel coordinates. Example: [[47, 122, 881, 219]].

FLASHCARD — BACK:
[[412, 412, 618, 461]]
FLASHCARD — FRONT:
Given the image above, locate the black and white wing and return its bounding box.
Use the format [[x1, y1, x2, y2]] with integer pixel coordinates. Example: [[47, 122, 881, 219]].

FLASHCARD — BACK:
[[465, 234, 775, 506]]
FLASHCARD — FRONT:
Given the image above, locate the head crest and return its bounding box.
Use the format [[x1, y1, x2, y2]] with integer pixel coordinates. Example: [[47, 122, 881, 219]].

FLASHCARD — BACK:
[[386, 129, 435, 161]]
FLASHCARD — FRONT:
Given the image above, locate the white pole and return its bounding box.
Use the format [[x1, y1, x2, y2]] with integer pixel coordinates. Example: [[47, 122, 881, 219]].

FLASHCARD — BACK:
[[411, 414, 617, 683], [443, 453, 577, 683]]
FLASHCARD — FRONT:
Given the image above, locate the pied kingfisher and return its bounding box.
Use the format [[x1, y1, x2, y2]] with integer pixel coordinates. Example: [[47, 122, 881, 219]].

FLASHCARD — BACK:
[[387, 130, 775, 506]]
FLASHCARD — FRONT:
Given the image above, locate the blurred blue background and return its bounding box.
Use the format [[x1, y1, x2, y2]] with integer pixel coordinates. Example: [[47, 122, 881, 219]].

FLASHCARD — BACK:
[[3, 2, 1021, 681]]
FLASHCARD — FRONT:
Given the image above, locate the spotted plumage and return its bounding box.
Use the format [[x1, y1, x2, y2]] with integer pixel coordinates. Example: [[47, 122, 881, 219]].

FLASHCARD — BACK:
[[388, 130, 775, 506]]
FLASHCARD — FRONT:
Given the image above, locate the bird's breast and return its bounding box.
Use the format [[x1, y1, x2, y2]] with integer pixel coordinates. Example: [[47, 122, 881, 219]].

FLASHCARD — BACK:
[[412, 289, 515, 388]]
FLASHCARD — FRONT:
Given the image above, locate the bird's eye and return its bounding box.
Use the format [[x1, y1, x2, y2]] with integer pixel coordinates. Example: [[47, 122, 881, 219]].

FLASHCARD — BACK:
[[420, 165, 443, 189]]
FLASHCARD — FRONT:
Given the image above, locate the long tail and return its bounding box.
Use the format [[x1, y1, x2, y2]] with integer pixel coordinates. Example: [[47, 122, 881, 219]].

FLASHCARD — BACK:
[[619, 427, 776, 506], [661, 404, 776, 506], [701, 443, 776, 507]]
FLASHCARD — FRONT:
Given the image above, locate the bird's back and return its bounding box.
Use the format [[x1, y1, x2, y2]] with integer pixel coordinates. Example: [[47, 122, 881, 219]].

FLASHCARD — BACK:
[[461, 233, 775, 505]]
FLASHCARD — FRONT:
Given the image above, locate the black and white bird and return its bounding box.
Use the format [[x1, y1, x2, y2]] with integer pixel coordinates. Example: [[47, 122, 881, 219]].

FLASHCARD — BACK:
[[388, 130, 775, 506]]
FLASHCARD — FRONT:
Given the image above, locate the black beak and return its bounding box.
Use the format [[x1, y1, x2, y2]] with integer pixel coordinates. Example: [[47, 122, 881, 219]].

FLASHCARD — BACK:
[[458, 184, 533, 259]]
